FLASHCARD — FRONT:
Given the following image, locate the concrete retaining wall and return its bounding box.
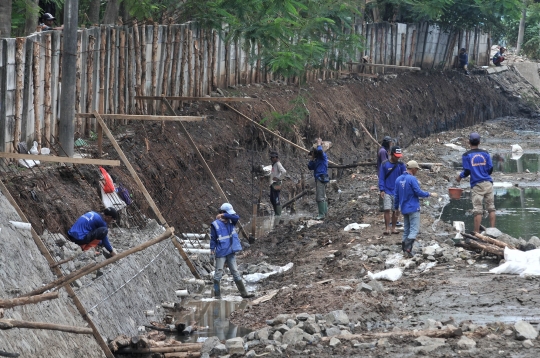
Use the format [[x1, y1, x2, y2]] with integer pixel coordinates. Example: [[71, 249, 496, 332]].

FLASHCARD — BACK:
[[514, 63, 540, 91]]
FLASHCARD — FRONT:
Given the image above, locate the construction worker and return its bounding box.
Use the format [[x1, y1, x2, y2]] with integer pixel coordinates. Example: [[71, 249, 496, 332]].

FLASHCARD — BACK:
[[394, 161, 437, 257], [456, 132, 495, 233], [269, 151, 286, 216], [67, 207, 118, 256], [308, 138, 329, 219], [379, 146, 406, 235], [210, 203, 254, 299]]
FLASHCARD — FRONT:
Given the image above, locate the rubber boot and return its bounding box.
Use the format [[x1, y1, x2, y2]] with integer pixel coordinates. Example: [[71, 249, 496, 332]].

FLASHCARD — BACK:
[[234, 280, 254, 298], [401, 241, 405, 252], [404, 239, 415, 258], [323, 201, 328, 215], [213, 280, 221, 299], [315, 202, 325, 220], [275, 205, 282, 216]]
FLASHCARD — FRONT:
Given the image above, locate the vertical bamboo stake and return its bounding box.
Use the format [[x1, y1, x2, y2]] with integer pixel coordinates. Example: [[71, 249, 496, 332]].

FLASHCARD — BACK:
[[32, 40, 41, 150], [75, 33, 82, 134], [206, 29, 212, 92], [108, 28, 116, 120], [242, 38, 249, 86], [370, 26, 375, 74], [44, 33, 52, 145], [187, 30, 193, 97], [256, 42, 261, 83], [160, 19, 173, 127], [224, 40, 230, 88], [118, 28, 126, 121], [127, 29, 135, 115], [179, 26, 188, 109], [400, 33, 406, 66], [211, 30, 217, 90], [408, 29, 417, 67], [99, 26, 106, 115], [14, 38, 25, 153], [170, 26, 180, 108], [199, 32, 204, 95], [133, 20, 142, 114], [151, 22, 158, 114], [473, 27, 479, 64], [141, 23, 147, 114], [55, 34, 63, 140], [193, 39, 199, 97], [86, 35, 95, 134], [235, 38, 240, 86], [380, 25, 385, 75]]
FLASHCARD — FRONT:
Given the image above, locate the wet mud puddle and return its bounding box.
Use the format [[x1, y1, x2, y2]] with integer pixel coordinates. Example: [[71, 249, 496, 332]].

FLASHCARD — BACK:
[[174, 299, 251, 343], [441, 187, 540, 239]]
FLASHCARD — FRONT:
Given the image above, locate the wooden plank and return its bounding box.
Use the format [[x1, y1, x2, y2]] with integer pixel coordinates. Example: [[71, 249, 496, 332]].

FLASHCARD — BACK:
[[251, 289, 278, 305], [347, 62, 421, 71], [339, 72, 378, 79], [94, 111, 167, 225], [0, 292, 58, 309], [0, 319, 94, 335], [135, 96, 257, 102], [0, 152, 121, 166], [76, 114, 204, 121], [0, 180, 115, 357]]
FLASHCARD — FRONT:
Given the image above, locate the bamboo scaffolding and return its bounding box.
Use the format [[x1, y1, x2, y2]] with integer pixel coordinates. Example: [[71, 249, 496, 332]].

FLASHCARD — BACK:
[[0, 292, 58, 309], [86, 35, 95, 133], [43, 34, 52, 145], [32, 40, 41, 149]]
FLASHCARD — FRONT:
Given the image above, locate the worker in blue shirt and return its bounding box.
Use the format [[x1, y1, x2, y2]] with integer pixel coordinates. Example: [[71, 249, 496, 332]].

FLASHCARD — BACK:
[[379, 146, 407, 235], [67, 207, 118, 256], [459, 48, 470, 75], [394, 161, 437, 257], [456, 132, 495, 233], [210, 203, 254, 299], [308, 138, 329, 219]]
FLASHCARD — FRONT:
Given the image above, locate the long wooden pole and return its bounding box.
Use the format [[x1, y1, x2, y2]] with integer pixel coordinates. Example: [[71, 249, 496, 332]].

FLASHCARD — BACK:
[[359, 122, 380, 147], [24, 228, 175, 297], [133, 20, 143, 114], [0, 292, 59, 309], [13, 38, 25, 153], [151, 22, 159, 114], [118, 28, 126, 121], [473, 232, 516, 250], [75, 33, 82, 134], [86, 35, 95, 134], [0, 181, 114, 357], [162, 98, 250, 240], [93, 112, 201, 279], [32, 40, 41, 149], [223, 104, 340, 166], [116, 344, 203, 354], [43, 34, 52, 145], [0, 319, 93, 335], [0, 153, 121, 166]]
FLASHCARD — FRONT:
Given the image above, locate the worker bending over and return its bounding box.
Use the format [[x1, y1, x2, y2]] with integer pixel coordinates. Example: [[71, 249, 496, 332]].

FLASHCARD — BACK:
[[67, 207, 118, 256]]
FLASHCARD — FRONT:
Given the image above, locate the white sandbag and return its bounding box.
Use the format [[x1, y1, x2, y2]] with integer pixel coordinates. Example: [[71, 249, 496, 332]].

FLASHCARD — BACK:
[[18, 159, 40, 168], [504, 247, 540, 265], [29, 141, 39, 155], [367, 267, 402, 281], [344, 223, 370, 231], [489, 261, 528, 275], [100, 186, 127, 211], [520, 265, 540, 277]]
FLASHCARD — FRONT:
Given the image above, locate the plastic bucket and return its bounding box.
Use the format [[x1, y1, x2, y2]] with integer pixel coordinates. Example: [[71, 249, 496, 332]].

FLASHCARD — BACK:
[[448, 188, 463, 200]]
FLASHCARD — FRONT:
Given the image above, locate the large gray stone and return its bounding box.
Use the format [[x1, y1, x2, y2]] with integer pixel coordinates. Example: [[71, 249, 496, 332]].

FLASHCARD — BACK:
[[276, 324, 290, 334], [273, 331, 283, 343], [523, 339, 534, 348], [202, 336, 221, 353], [422, 246, 436, 257], [515, 320, 539, 340], [368, 280, 385, 292], [303, 321, 321, 335], [286, 319, 297, 328], [296, 313, 314, 322], [325, 326, 342, 337], [256, 327, 269, 341], [485, 227, 503, 238], [282, 327, 305, 346], [212, 343, 228, 355], [273, 314, 295, 325], [529, 236, 540, 248], [329, 337, 341, 347], [414, 336, 446, 347], [245, 350, 256, 358], [325, 310, 349, 325], [457, 336, 476, 350], [226, 337, 245, 355]]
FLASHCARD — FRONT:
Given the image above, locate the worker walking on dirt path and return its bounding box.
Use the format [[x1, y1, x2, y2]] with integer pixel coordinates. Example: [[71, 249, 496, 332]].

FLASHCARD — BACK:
[[379, 146, 407, 235], [308, 138, 329, 220], [210, 203, 254, 299], [67, 208, 118, 257], [394, 161, 437, 257], [455, 132, 495, 233], [377, 136, 392, 176], [269, 151, 286, 216], [459, 48, 470, 75]]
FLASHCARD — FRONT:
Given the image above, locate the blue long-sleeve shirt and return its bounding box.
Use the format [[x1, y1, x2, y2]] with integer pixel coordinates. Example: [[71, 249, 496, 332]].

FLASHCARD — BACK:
[[210, 213, 240, 257], [68, 211, 113, 252], [459, 149, 493, 188], [377, 146, 389, 176], [379, 160, 406, 195], [459, 52, 468, 66], [394, 172, 430, 214], [307, 145, 328, 181]]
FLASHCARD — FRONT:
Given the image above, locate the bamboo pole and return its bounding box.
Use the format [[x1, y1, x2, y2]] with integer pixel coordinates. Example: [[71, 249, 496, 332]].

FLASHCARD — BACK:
[[473, 232, 516, 250], [118, 28, 126, 121], [211, 30, 217, 90], [179, 26, 188, 109], [86, 35, 95, 133], [133, 20, 142, 114], [141, 23, 148, 114], [408, 29, 417, 67], [14, 38, 25, 153], [75, 33, 82, 134], [235, 38, 240, 86], [24, 227, 175, 297], [370, 26, 375, 74], [256, 42, 261, 83], [200, 33, 205, 95], [193, 40, 199, 97], [108, 27, 116, 121], [32, 39, 41, 150], [116, 344, 202, 354], [170, 26, 180, 109], [0, 292, 58, 309], [43, 34, 52, 146], [56, 33, 63, 139], [206, 29, 212, 92], [163, 353, 201, 358], [0, 181, 114, 358], [0, 319, 93, 335], [151, 22, 159, 114], [400, 33, 406, 66], [161, 19, 173, 130], [187, 30, 193, 97], [224, 39, 229, 88], [99, 26, 106, 115], [127, 29, 135, 115]]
